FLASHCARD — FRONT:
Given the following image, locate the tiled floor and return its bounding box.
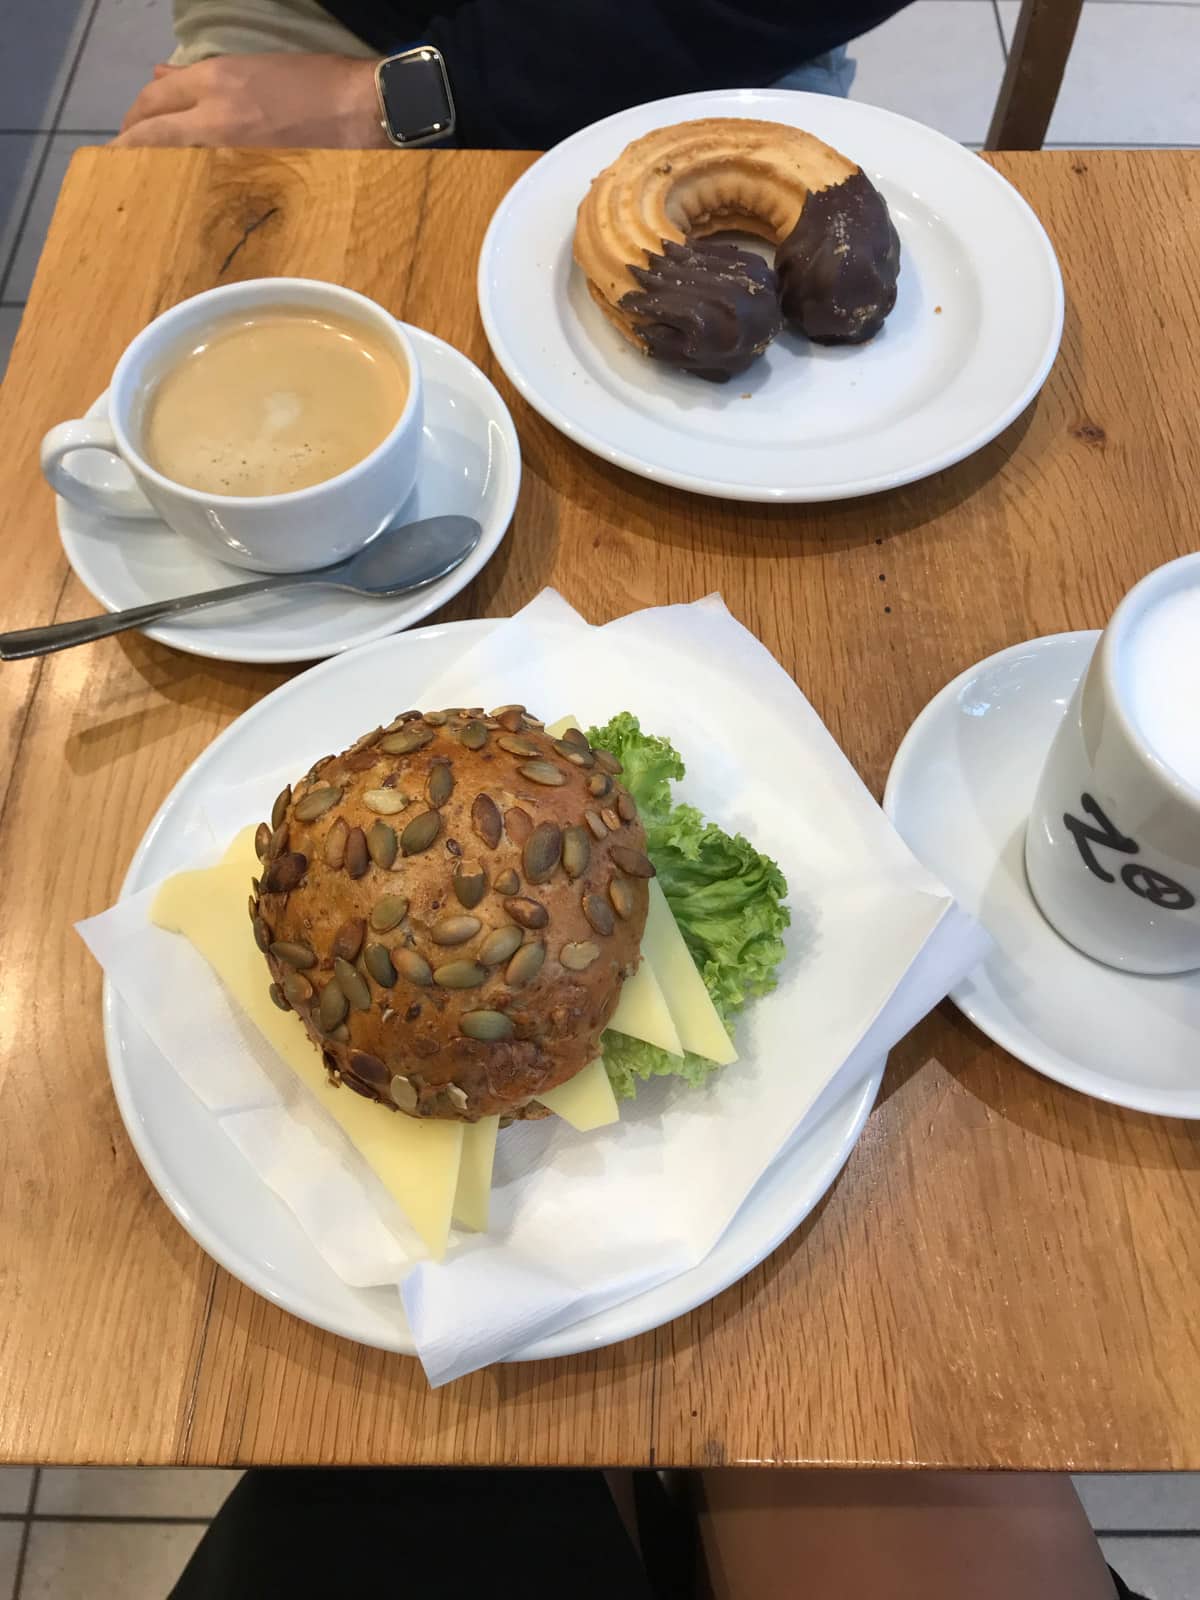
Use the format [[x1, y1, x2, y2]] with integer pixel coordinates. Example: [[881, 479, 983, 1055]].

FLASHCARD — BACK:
[[2, 1, 1200, 1594]]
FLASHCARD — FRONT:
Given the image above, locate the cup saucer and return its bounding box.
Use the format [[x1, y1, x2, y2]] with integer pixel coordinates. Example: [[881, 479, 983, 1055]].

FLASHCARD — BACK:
[[884, 632, 1200, 1118], [55, 325, 520, 665]]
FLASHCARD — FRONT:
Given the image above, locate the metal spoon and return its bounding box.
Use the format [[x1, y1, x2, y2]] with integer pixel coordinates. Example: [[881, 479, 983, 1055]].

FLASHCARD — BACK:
[[0, 515, 483, 661]]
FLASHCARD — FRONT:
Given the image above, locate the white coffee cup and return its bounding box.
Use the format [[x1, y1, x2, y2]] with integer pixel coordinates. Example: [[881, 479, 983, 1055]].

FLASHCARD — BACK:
[[40, 277, 423, 574], [1025, 552, 1200, 975]]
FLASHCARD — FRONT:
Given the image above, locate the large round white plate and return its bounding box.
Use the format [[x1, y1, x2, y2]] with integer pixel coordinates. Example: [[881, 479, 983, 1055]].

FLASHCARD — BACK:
[[57, 326, 520, 665], [478, 89, 1063, 503], [104, 617, 883, 1359], [884, 632, 1200, 1119]]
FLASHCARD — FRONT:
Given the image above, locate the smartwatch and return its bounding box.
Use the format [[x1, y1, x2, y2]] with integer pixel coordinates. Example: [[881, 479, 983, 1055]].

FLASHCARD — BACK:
[[375, 46, 456, 147]]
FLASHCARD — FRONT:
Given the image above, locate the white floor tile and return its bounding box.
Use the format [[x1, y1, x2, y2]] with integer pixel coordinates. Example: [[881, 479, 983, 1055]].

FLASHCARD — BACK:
[[1074, 1473, 1200, 1532], [57, 0, 176, 132], [0, 307, 22, 382], [0, 1467, 34, 1516], [1, 133, 102, 303], [0, 134, 47, 288], [36, 1467, 242, 1520], [998, 0, 1200, 143], [849, 1, 1007, 144], [0, 0, 93, 132], [22, 1520, 205, 1600], [0, 1522, 23, 1600], [1102, 1535, 1200, 1598]]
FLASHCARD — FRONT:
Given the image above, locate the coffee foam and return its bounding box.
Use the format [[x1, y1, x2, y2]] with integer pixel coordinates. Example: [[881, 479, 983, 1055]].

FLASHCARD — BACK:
[[1125, 581, 1200, 791]]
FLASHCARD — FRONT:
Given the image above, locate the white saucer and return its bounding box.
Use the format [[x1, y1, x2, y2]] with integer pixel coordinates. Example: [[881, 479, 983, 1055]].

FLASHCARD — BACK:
[[884, 632, 1200, 1118], [57, 326, 520, 665], [478, 88, 1063, 502]]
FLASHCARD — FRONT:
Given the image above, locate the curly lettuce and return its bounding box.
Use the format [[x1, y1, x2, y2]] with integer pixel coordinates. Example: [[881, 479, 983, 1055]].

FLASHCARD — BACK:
[[588, 714, 790, 1099]]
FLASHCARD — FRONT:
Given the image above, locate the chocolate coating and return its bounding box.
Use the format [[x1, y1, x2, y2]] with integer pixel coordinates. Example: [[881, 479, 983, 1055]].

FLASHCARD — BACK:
[[776, 170, 900, 344], [619, 239, 782, 383]]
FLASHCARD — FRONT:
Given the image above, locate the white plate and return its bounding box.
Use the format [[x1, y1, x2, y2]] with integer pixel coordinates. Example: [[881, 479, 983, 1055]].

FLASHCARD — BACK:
[[478, 88, 1063, 503], [885, 632, 1200, 1119], [104, 617, 883, 1358], [57, 326, 520, 665]]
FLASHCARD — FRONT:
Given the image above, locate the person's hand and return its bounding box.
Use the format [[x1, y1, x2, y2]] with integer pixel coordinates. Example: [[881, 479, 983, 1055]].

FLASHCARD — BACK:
[[114, 54, 389, 148]]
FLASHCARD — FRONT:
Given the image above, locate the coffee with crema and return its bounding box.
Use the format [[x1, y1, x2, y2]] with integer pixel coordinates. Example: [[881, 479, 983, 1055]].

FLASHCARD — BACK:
[[141, 309, 408, 497]]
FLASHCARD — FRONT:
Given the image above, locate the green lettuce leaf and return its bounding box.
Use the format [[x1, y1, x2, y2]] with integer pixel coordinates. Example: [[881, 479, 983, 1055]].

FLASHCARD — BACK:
[[588, 714, 790, 1099]]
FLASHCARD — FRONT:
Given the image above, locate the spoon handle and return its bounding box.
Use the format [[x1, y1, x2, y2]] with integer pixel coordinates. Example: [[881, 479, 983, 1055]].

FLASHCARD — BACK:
[[0, 573, 306, 660]]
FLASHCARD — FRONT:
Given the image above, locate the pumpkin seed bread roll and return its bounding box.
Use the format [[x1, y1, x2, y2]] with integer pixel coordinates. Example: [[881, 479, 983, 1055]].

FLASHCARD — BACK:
[[249, 707, 651, 1123]]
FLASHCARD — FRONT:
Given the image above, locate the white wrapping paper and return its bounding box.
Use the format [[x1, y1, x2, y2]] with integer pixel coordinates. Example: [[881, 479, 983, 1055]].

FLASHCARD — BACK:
[[79, 591, 987, 1384]]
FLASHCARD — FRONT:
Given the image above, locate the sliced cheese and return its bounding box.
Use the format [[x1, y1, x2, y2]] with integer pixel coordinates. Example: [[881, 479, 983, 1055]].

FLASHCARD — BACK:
[[607, 955, 683, 1058], [151, 828, 464, 1259], [544, 714, 582, 739], [644, 878, 738, 1066], [452, 1116, 500, 1232], [535, 1056, 619, 1130]]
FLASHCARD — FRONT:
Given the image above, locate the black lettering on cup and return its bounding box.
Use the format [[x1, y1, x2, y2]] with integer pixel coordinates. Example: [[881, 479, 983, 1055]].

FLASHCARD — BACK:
[[1062, 793, 1137, 883], [1120, 864, 1197, 911]]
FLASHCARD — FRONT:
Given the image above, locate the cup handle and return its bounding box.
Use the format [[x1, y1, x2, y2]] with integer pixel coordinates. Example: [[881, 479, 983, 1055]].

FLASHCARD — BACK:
[[40, 418, 158, 520]]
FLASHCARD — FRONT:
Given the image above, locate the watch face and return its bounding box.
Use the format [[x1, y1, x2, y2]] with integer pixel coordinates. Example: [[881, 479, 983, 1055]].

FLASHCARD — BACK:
[[379, 49, 455, 145]]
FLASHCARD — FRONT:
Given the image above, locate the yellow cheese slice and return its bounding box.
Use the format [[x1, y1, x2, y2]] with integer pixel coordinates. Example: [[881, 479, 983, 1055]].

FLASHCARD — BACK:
[[607, 956, 684, 1057], [644, 878, 738, 1066], [151, 828, 464, 1259], [544, 714, 582, 739], [452, 1115, 500, 1232], [535, 1056, 619, 1129]]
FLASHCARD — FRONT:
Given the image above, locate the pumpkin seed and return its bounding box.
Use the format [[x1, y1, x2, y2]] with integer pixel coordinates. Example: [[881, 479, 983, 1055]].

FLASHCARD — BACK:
[[269, 982, 290, 1012], [518, 760, 567, 787], [504, 896, 549, 930], [524, 822, 562, 884], [453, 861, 487, 909], [282, 970, 313, 1006], [331, 919, 365, 963], [271, 784, 292, 831], [395, 950, 433, 987], [588, 773, 612, 799], [471, 793, 502, 849], [610, 845, 655, 878], [505, 807, 532, 845], [252, 915, 271, 952], [494, 868, 520, 896], [427, 761, 454, 808], [493, 705, 526, 732], [370, 894, 409, 932], [267, 822, 288, 861], [319, 978, 348, 1031], [247, 895, 258, 924], [594, 750, 623, 775], [553, 738, 594, 767], [498, 734, 540, 758], [263, 851, 307, 893], [609, 876, 635, 919], [423, 710, 448, 726], [323, 816, 349, 869], [562, 826, 591, 880], [367, 819, 398, 869], [379, 726, 433, 755], [460, 720, 488, 750], [446, 1084, 469, 1113], [331, 1025, 353, 1048], [583, 894, 615, 937], [254, 821, 271, 861], [390, 1074, 418, 1112], [505, 941, 546, 986], [251, 877, 260, 897], [561, 941, 600, 971], [349, 1049, 389, 1088], [584, 810, 607, 841], [432, 914, 482, 946], [270, 939, 316, 970], [434, 960, 487, 989], [561, 726, 589, 750], [601, 808, 620, 831], [294, 785, 342, 822], [363, 788, 408, 815], [396, 809, 437, 857], [460, 1009, 514, 1041], [345, 827, 369, 878], [364, 943, 397, 987], [334, 957, 371, 1013], [618, 791, 637, 821], [341, 748, 380, 773], [479, 925, 523, 966]]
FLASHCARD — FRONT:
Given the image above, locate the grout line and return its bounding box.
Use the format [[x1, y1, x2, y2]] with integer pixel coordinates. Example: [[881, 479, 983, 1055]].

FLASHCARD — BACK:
[[0, 0, 103, 298], [1094, 1528, 1200, 1539], [990, 0, 1008, 59], [0, 129, 116, 137], [0, 301, 28, 309], [11, 1470, 38, 1600], [3, 1513, 214, 1526]]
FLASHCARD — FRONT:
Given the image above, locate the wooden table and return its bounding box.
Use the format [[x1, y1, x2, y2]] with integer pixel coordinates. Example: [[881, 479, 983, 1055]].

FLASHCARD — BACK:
[[2, 147, 1199, 1472]]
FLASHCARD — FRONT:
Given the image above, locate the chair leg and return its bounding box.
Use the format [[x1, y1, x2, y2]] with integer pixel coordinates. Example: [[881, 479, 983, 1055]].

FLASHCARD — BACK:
[[985, 0, 1084, 151]]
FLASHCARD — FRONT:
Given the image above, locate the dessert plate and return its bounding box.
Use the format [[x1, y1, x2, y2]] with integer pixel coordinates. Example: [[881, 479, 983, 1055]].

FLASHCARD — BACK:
[[56, 326, 520, 665], [478, 88, 1063, 503], [885, 632, 1200, 1118], [103, 616, 884, 1358]]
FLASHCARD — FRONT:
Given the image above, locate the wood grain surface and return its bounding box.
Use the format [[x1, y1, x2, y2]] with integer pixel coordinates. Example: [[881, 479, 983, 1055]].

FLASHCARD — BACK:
[[2, 148, 1199, 1471]]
